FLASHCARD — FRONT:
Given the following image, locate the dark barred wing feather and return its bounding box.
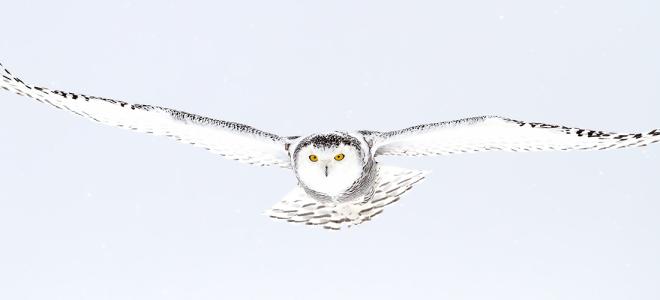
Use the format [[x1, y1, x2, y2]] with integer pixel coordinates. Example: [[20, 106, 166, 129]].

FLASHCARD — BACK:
[[1, 63, 292, 168], [373, 116, 659, 157]]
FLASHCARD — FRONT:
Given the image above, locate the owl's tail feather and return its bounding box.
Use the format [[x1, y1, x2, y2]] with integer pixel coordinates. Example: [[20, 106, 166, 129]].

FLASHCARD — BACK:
[[265, 166, 430, 230]]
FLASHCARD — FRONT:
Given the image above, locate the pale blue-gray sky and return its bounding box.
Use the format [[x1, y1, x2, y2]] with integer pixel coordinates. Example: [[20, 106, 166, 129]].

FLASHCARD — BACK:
[[1, 1, 659, 299]]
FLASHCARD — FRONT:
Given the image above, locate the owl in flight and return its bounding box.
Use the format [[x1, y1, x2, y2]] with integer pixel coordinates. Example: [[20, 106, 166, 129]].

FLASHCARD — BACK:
[[2, 63, 659, 230]]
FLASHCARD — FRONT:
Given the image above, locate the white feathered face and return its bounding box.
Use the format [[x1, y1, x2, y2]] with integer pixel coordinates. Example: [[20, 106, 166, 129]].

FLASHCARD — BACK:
[[294, 135, 365, 197]]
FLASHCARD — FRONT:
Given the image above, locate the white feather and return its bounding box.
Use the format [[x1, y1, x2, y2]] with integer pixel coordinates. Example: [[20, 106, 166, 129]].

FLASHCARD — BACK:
[[266, 166, 428, 230], [0, 63, 292, 168], [374, 116, 660, 156], [294, 144, 363, 197]]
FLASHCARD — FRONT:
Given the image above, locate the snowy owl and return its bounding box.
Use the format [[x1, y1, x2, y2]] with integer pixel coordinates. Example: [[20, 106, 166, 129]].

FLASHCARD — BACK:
[[2, 63, 659, 230]]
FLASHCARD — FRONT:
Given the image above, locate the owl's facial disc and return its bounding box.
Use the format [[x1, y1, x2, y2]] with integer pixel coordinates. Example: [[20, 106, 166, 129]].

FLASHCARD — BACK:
[[294, 134, 365, 197]]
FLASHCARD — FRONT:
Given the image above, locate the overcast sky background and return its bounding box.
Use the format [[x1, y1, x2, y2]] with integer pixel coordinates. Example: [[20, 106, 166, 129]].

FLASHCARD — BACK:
[[1, 1, 659, 299]]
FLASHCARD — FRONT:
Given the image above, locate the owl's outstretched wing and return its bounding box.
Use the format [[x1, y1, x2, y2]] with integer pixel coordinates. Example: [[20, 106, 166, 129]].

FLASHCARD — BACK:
[[1, 63, 293, 168], [371, 116, 659, 157]]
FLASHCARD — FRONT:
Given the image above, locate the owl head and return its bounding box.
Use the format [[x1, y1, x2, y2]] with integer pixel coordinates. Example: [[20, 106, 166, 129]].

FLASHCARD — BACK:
[[292, 132, 367, 196]]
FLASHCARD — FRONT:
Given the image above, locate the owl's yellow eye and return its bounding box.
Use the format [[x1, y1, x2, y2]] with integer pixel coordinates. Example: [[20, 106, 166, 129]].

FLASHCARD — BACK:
[[334, 153, 345, 161], [309, 155, 318, 162]]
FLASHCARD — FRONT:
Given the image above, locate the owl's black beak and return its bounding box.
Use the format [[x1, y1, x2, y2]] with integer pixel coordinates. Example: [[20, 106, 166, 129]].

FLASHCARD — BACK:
[[325, 165, 329, 177]]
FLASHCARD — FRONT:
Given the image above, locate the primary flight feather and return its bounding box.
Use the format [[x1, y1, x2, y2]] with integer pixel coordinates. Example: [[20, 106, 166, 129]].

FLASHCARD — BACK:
[[2, 63, 658, 230]]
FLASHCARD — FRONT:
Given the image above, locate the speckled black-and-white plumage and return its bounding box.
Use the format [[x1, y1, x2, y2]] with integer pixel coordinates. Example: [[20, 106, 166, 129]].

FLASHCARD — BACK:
[[372, 116, 660, 156], [1, 63, 293, 168], [2, 63, 659, 230]]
